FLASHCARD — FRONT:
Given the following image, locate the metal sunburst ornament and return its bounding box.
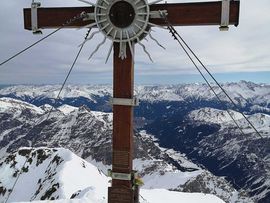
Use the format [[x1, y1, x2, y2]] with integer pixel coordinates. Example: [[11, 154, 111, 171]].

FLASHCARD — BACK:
[[78, 0, 167, 62]]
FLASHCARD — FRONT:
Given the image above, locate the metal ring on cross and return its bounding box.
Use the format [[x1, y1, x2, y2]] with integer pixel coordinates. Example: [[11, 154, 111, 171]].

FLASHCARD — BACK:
[[78, 0, 166, 61], [95, 0, 150, 43]]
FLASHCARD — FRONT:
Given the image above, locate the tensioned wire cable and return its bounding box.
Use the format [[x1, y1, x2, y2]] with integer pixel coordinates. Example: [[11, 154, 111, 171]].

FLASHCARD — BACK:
[[4, 26, 91, 203], [161, 13, 263, 139], [44, 27, 92, 121], [167, 27, 246, 137], [0, 12, 87, 67], [162, 20, 266, 195]]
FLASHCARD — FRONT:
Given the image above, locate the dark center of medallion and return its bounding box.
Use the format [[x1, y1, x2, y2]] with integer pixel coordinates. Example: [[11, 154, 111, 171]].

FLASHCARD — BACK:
[[109, 1, 135, 28]]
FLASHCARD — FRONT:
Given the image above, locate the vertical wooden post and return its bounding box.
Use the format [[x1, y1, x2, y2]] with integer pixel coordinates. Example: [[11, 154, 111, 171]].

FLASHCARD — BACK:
[[108, 43, 135, 203]]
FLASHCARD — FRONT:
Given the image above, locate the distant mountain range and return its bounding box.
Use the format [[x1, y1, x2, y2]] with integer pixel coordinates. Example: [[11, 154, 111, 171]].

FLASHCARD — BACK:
[[0, 81, 269, 202], [0, 81, 269, 113]]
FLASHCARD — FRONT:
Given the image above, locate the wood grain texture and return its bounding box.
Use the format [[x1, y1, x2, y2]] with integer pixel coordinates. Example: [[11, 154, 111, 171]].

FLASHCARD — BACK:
[[150, 1, 240, 26], [112, 43, 134, 188], [23, 1, 240, 30], [108, 187, 134, 203]]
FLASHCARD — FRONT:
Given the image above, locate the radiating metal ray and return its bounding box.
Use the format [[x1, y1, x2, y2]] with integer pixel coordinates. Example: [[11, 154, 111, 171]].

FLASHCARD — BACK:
[[88, 36, 106, 59], [119, 31, 124, 58], [125, 31, 134, 57], [134, 23, 142, 30], [103, 0, 109, 5], [78, 30, 100, 47], [96, 13, 106, 16], [113, 30, 118, 40], [105, 41, 113, 64], [78, 22, 97, 30], [137, 5, 147, 10], [148, 22, 167, 29], [148, 0, 163, 5], [137, 19, 148, 24], [137, 13, 148, 16], [101, 23, 110, 30], [149, 32, 165, 49], [106, 27, 113, 36], [137, 37, 153, 62], [135, 0, 141, 5], [97, 5, 107, 10], [119, 30, 123, 53], [120, 30, 123, 41], [97, 19, 108, 24], [78, 0, 96, 6], [131, 29, 137, 36]]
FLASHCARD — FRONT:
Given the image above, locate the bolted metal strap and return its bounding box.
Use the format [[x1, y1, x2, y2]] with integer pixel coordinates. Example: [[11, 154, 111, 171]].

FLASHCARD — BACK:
[[109, 171, 132, 181], [220, 0, 230, 31], [31, 1, 42, 34], [110, 97, 139, 106]]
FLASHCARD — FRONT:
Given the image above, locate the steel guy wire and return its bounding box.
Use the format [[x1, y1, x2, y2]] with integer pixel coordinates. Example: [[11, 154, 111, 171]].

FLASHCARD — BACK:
[[0, 12, 87, 67], [161, 13, 263, 140], [44, 27, 92, 121], [162, 17, 265, 195], [165, 24, 247, 138], [164, 24, 264, 180], [173, 31, 263, 139], [3, 26, 91, 203]]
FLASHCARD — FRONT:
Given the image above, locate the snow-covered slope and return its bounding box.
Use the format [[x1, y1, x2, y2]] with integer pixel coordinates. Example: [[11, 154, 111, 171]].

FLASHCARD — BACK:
[[185, 107, 270, 202], [188, 108, 243, 124], [0, 148, 226, 203], [188, 107, 270, 135], [16, 189, 226, 203], [0, 98, 251, 203], [0, 97, 43, 115], [0, 148, 109, 202], [58, 105, 78, 115]]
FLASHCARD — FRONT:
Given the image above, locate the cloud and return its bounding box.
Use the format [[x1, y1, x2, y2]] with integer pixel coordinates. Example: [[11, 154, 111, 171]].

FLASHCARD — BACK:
[[0, 0, 269, 84]]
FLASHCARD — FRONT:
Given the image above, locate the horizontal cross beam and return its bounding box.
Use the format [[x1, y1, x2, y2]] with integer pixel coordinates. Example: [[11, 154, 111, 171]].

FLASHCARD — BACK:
[[23, 1, 240, 30]]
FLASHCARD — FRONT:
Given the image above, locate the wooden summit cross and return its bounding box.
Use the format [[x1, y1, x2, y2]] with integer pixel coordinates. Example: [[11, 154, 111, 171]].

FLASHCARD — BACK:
[[24, 0, 239, 202]]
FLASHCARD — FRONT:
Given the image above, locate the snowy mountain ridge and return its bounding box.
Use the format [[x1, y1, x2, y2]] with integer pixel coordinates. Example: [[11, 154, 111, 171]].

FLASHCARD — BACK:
[[0, 148, 108, 202], [0, 81, 269, 106], [0, 97, 44, 115], [0, 148, 226, 203], [188, 107, 270, 136]]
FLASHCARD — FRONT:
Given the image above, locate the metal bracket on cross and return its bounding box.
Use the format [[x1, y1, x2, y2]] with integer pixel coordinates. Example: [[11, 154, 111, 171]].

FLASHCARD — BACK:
[[108, 170, 132, 181], [220, 0, 231, 31], [108, 169, 139, 182], [110, 97, 139, 106], [31, 1, 42, 34]]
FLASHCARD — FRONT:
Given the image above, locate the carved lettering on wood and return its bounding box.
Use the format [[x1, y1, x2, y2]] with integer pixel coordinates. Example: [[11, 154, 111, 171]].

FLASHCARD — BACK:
[[113, 150, 130, 170], [108, 187, 134, 203]]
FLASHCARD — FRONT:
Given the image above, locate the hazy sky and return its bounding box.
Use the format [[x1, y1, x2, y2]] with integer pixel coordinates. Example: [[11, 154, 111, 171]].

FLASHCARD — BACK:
[[0, 0, 269, 84]]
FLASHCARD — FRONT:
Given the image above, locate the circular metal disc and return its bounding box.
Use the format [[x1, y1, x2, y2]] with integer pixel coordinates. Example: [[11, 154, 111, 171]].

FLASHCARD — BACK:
[[95, 0, 150, 43]]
